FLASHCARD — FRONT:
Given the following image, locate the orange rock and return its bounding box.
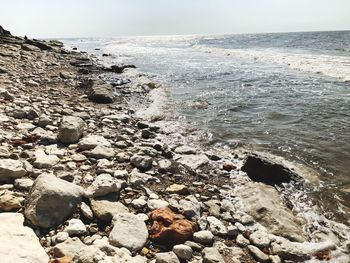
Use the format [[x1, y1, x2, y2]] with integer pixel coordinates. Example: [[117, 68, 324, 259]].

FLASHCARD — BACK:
[[149, 207, 197, 244], [223, 163, 237, 171], [51, 256, 72, 263]]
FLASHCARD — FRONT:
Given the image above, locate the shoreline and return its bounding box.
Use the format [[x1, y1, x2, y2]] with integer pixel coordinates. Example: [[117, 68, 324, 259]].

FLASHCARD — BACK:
[[1, 27, 349, 262]]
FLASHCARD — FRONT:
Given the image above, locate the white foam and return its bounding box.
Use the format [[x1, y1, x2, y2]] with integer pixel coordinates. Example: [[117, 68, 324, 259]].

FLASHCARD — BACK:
[[195, 44, 350, 82]]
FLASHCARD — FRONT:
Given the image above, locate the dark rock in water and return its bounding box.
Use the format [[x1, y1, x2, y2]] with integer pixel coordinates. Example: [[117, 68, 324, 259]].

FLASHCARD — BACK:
[[25, 39, 52, 51], [0, 26, 11, 35], [102, 53, 109, 57], [86, 79, 114, 103], [241, 154, 300, 185], [104, 64, 136, 74]]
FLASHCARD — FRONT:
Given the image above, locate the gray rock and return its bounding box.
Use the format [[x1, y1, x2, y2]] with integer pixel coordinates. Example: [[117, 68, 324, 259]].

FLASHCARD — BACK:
[[81, 202, 94, 220], [178, 196, 201, 219], [202, 247, 224, 263], [0, 159, 27, 182], [177, 154, 209, 170], [129, 169, 155, 186], [193, 230, 214, 244], [65, 218, 87, 236], [236, 234, 250, 247], [172, 244, 193, 260], [207, 216, 228, 236], [130, 155, 153, 171], [155, 252, 180, 263], [85, 174, 122, 198], [86, 145, 115, 160], [58, 116, 85, 144], [174, 146, 196, 155], [147, 199, 169, 210], [14, 178, 33, 191], [248, 245, 269, 262], [87, 79, 114, 103], [0, 213, 49, 263], [90, 197, 129, 221], [249, 230, 271, 247], [109, 213, 148, 252], [78, 135, 111, 150], [56, 231, 69, 243], [33, 149, 60, 168], [25, 173, 84, 228]]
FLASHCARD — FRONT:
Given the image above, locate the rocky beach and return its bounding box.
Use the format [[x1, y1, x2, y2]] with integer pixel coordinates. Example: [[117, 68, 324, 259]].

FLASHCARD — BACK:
[[0, 25, 349, 263]]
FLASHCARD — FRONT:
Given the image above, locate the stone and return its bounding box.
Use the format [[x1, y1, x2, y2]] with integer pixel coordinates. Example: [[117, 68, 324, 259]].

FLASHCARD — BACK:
[[193, 231, 214, 244], [86, 145, 115, 160], [149, 207, 198, 245], [174, 146, 196, 154], [202, 247, 225, 263], [177, 154, 209, 170], [0, 159, 27, 182], [131, 198, 147, 209], [249, 230, 271, 247], [109, 213, 148, 252], [0, 213, 49, 263], [248, 245, 270, 262], [178, 196, 201, 219], [155, 252, 180, 263], [90, 197, 129, 221], [207, 216, 228, 236], [241, 154, 301, 185], [33, 149, 60, 168], [87, 79, 114, 103], [56, 232, 69, 243], [172, 244, 193, 260], [147, 199, 169, 210], [58, 116, 85, 144], [25, 173, 84, 228], [115, 152, 130, 163], [0, 193, 23, 211], [81, 202, 94, 220], [14, 178, 33, 191], [78, 135, 111, 150], [238, 182, 305, 242], [204, 200, 221, 217], [236, 234, 250, 247], [129, 169, 155, 186], [130, 155, 153, 171], [222, 162, 237, 171], [65, 218, 87, 236], [85, 174, 122, 198], [166, 184, 189, 195]]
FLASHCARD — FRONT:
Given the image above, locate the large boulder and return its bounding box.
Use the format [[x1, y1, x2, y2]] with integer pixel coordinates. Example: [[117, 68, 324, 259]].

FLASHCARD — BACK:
[[241, 154, 301, 185], [87, 79, 114, 103], [238, 182, 305, 242], [25, 174, 84, 228], [58, 116, 85, 144], [0, 213, 49, 263], [0, 159, 27, 182], [109, 213, 148, 252]]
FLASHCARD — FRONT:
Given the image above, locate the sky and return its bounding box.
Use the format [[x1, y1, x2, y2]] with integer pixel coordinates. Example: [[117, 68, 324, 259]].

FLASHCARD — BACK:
[[1, 0, 349, 38]]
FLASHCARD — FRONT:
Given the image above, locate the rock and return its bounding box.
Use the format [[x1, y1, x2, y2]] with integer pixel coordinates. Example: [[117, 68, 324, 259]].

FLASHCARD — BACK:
[[174, 146, 196, 155], [222, 162, 236, 171], [87, 79, 114, 103], [86, 145, 115, 160], [129, 169, 155, 186], [155, 252, 180, 263], [25, 173, 84, 228], [204, 200, 221, 217], [147, 199, 169, 210], [130, 155, 153, 171], [0, 213, 49, 263], [0, 25, 11, 35], [58, 116, 85, 144], [109, 213, 148, 252], [249, 230, 271, 247], [14, 178, 33, 191], [202, 247, 225, 263], [78, 135, 111, 150], [131, 198, 147, 209], [0, 192, 23, 211], [207, 216, 228, 236], [238, 182, 305, 242], [0, 159, 27, 182], [241, 154, 301, 185], [56, 232, 69, 243], [166, 184, 189, 195], [50, 256, 71, 263], [149, 207, 198, 245], [236, 234, 250, 247], [177, 154, 209, 170], [178, 196, 201, 219], [248, 245, 270, 262], [271, 238, 336, 261], [86, 174, 122, 198], [81, 202, 94, 220], [33, 149, 60, 168], [64, 218, 87, 236], [193, 231, 214, 245], [172, 244, 193, 260], [90, 196, 129, 221]]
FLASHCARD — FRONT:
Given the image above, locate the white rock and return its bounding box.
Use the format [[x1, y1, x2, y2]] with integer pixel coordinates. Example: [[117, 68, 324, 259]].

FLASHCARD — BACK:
[[207, 216, 228, 236], [130, 155, 153, 171], [33, 149, 60, 168], [0, 159, 27, 182], [202, 247, 224, 263], [172, 244, 193, 260], [65, 218, 87, 236], [193, 231, 214, 244], [109, 213, 148, 252], [0, 213, 49, 263], [81, 202, 94, 220], [155, 252, 180, 263], [85, 173, 122, 198], [147, 199, 169, 210], [78, 135, 111, 150], [177, 154, 209, 170]]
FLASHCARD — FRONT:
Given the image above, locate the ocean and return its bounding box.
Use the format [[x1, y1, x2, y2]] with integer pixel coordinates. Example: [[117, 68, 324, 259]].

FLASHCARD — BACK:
[[63, 31, 350, 224]]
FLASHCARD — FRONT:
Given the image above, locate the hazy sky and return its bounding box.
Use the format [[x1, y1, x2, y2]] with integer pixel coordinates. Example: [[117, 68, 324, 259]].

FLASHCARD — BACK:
[[1, 0, 349, 38]]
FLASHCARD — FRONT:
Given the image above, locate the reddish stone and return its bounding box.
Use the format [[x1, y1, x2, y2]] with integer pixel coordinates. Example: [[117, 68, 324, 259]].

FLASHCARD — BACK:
[[149, 207, 198, 244], [51, 256, 72, 263], [223, 163, 237, 171]]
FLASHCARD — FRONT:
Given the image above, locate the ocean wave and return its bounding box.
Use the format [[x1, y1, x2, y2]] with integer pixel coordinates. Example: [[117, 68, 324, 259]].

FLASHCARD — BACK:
[[194, 44, 350, 82]]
